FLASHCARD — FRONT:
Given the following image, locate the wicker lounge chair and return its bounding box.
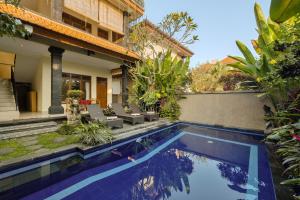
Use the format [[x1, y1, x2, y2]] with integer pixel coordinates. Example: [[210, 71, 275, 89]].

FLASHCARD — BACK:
[[130, 104, 159, 122], [87, 104, 123, 129], [112, 103, 144, 125]]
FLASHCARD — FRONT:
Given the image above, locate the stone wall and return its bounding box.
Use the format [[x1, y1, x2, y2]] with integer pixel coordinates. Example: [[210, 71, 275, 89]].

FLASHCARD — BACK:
[[179, 91, 270, 131]]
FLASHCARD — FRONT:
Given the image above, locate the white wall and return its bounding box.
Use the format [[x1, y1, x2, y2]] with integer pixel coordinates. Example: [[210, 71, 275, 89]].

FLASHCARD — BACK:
[[35, 58, 113, 112]]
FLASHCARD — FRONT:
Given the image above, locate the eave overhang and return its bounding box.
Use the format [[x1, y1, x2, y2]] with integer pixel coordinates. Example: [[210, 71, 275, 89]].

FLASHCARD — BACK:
[[0, 3, 140, 62]]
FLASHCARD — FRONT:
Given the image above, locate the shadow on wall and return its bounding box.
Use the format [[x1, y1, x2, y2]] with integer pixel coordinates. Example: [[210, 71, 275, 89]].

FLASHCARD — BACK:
[[178, 91, 272, 131]]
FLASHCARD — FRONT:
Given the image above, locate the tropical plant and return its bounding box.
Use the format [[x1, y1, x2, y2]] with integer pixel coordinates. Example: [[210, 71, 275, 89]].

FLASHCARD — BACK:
[[130, 50, 190, 107], [228, 43, 272, 84], [231, 1, 300, 195], [159, 98, 181, 121], [270, 0, 300, 23], [130, 12, 198, 120], [228, 3, 282, 83], [266, 121, 300, 192], [57, 121, 78, 135], [75, 122, 114, 146], [0, 0, 30, 38]]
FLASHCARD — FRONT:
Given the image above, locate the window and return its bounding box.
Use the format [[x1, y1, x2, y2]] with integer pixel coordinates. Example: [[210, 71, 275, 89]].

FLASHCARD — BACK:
[[112, 31, 123, 42], [62, 73, 91, 101], [62, 12, 92, 33], [98, 28, 109, 40]]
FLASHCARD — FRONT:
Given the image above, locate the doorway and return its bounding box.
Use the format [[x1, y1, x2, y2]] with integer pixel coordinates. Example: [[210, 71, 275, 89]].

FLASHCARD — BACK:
[[97, 77, 107, 108], [16, 82, 31, 112]]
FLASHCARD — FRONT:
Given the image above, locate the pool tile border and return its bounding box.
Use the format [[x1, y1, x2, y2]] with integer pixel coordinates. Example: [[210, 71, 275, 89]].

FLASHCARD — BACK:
[[0, 122, 264, 180], [41, 131, 259, 200]]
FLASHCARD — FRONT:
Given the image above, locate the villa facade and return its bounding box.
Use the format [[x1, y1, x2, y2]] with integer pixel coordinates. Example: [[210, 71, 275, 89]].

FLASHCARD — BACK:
[[0, 0, 192, 121]]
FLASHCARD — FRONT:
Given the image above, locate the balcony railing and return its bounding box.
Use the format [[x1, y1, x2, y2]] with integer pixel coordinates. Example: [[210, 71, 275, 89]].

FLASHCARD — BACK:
[[132, 0, 144, 8]]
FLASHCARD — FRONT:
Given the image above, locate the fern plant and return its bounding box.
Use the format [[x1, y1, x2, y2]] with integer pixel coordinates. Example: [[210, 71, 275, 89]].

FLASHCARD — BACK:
[[75, 122, 114, 146]]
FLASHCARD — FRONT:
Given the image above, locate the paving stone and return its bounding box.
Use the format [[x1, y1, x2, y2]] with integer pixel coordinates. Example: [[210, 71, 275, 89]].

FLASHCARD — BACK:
[[19, 136, 38, 142], [34, 148, 50, 155], [53, 137, 66, 143], [22, 140, 38, 146], [0, 147, 14, 155], [27, 145, 43, 151]]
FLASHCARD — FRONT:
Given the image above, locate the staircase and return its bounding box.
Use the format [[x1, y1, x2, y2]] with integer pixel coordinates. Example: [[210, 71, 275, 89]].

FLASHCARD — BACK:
[[0, 78, 19, 121]]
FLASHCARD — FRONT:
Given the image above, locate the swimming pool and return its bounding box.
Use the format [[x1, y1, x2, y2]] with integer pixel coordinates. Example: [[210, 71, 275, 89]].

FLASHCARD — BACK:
[[0, 123, 275, 200]]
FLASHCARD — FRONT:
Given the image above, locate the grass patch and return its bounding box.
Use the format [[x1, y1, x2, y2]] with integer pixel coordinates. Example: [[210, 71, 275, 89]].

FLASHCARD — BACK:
[[0, 132, 81, 162], [37, 132, 81, 149], [0, 139, 31, 161]]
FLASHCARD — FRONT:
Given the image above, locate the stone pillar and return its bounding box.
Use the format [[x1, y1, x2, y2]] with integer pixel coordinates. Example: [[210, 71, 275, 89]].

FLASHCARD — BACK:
[[121, 64, 129, 107], [51, 0, 63, 22], [122, 12, 130, 47], [48, 46, 65, 114]]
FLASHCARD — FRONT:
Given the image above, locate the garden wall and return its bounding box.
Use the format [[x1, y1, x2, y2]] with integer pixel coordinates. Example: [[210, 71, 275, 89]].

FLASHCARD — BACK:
[[179, 91, 270, 131]]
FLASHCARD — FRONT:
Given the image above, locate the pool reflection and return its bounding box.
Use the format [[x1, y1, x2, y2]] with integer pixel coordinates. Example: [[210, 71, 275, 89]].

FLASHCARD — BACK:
[[114, 149, 194, 200]]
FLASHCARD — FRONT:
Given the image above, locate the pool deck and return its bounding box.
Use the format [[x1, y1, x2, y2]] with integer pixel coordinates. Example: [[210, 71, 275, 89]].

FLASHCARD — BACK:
[[0, 119, 171, 168]]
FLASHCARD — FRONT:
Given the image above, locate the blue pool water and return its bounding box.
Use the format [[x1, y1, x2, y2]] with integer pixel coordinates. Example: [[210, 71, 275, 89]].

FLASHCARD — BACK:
[[0, 123, 275, 200]]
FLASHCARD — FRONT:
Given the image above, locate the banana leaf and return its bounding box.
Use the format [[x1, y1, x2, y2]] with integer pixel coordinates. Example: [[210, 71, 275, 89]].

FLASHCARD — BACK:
[[255, 3, 277, 46], [236, 40, 256, 65], [228, 55, 247, 65], [270, 0, 300, 23]]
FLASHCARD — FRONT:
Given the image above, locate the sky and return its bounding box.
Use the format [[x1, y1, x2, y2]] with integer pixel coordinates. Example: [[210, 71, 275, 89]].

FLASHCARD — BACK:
[[144, 0, 271, 67]]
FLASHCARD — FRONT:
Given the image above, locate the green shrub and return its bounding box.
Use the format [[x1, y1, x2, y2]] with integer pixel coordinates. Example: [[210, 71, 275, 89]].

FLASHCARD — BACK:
[[67, 90, 84, 99], [57, 121, 80, 135], [159, 99, 181, 121], [75, 122, 114, 146]]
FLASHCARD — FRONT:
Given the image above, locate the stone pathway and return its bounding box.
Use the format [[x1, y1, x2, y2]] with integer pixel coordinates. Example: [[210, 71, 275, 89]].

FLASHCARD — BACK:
[[19, 135, 50, 154], [27, 145, 43, 151], [0, 147, 15, 156], [34, 148, 50, 155], [23, 140, 38, 146], [53, 137, 66, 143], [19, 136, 37, 142]]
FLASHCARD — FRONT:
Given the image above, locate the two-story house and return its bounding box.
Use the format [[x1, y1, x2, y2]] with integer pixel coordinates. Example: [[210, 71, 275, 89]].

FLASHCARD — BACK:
[[0, 1, 193, 122]]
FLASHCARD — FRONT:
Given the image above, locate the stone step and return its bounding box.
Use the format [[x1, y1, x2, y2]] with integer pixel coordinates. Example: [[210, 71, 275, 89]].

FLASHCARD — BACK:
[[0, 95, 14, 99], [0, 90, 12, 95], [0, 127, 58, 140], [0, 102, 16, 107], [0, 81, 11, 87], [0, 107, 17, 112], [0, 98, 15, 103], [0, 121, 57, 134], [0, 85, 12, 90]]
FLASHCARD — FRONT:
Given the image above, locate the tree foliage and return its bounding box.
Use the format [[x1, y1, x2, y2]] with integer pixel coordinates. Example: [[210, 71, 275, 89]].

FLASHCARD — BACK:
[[129, 12, 198, 120], [130, 12, 198, 60], [0, 0, 29, 38], [229, 1, 300, 195], [130, 50, 190, 107], [190, 62, 253, 92]]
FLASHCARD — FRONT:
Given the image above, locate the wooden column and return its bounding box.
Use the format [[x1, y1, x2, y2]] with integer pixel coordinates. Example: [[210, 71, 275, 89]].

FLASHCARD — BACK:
[[48, 46, 65, 114], [51, 0, 63, 22]]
